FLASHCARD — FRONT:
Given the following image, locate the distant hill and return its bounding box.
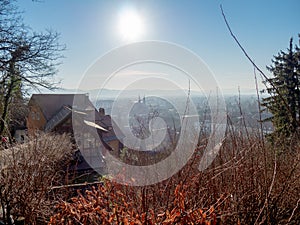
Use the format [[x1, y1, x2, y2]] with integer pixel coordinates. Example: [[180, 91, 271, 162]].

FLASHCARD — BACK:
[[29, 87, 261, 101]]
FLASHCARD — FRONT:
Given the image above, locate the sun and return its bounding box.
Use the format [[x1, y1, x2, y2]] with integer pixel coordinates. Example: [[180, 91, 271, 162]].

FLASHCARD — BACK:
[[118, 9, 144, 41]]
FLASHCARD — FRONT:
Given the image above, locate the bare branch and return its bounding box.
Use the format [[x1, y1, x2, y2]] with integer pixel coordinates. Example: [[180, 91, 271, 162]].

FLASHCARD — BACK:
[[220, 4, 293, 120]]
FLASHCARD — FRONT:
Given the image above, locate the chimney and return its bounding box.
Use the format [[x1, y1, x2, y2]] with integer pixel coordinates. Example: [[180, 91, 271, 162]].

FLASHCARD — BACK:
[[99, 107, 105, 116]]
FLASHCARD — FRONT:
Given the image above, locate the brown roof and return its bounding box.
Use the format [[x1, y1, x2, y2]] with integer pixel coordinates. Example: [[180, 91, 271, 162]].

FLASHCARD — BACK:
[[28, 94, 124, 149], [95, 114, 125, 142], [29, 94, 94, 121]]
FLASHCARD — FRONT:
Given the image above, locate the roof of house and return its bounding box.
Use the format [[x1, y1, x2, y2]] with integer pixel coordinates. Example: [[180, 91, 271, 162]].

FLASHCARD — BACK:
[[28, 94, 124, 149], [29, 94, 94, 121], [45, 105, 72, 132], [95, 115, 124, 142]]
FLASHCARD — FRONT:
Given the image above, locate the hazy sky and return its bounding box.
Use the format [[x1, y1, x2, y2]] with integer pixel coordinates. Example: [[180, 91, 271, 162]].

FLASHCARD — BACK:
[[18, 0, 300, 94]]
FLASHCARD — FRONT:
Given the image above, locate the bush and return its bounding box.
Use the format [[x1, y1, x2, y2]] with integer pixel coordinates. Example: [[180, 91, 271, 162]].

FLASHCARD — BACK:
[[0, 133, 73, 225], [49, 130, 300, 224]]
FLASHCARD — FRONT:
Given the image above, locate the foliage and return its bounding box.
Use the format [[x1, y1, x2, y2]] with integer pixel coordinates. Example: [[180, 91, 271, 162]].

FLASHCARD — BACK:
[[262, 35, 300, 138], [49, 182, 218, 225], [0, 0, 65, 136], [0, 133, 73, 225], [49, 129, 300, 224]]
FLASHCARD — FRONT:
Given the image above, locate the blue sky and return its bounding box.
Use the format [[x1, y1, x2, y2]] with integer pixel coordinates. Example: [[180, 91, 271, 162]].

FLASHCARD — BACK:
[[18, 0, 300, 94]]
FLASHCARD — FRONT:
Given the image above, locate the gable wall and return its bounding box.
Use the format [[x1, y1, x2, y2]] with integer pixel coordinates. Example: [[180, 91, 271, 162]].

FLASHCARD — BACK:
[[26, 100, 47, 135]]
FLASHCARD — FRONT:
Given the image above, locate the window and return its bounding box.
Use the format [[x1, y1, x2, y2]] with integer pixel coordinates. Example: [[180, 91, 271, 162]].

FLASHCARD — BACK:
[[83, 132, 95, 148], [36, 112, 40, 120], [31, 110, 40, 120], [31, 111, 36, 120]]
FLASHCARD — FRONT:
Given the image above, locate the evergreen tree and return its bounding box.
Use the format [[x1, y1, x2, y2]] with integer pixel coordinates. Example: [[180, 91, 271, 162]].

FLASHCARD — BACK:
[[262, 35, 300, 138]]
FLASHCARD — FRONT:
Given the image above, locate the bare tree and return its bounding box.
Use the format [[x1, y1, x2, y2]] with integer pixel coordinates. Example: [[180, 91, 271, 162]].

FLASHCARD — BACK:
[[0, 0, 65, 136]]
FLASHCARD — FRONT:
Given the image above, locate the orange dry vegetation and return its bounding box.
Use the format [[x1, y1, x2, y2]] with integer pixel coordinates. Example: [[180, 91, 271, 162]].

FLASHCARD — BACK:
[[49, 132, 300, 224], [49, 182, 218, 225]]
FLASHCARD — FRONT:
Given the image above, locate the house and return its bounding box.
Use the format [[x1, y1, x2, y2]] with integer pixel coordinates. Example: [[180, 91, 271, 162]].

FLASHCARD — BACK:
[[27, 94, 91, 134], [26, 94, 124, 176]]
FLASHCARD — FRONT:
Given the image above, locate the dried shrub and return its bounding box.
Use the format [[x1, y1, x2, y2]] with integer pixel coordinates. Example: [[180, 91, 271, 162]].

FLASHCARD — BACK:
[[49, 129, 300, 224], [0, 132, 73, 224], [49, 181, 217, 225]]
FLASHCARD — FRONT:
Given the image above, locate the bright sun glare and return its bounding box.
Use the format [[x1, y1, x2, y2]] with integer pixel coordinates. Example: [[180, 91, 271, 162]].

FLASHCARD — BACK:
[[118, 9, 144, 41]]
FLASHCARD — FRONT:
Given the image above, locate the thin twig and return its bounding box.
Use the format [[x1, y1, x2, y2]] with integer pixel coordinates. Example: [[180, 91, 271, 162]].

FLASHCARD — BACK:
[[254, 67, 265, 141], [254, 149, 277, 224], [288, 198, 300, 223], [220, 4, 293, 121]]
